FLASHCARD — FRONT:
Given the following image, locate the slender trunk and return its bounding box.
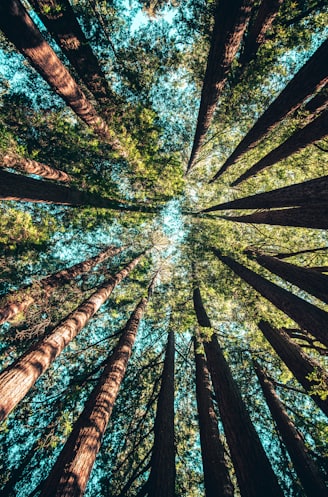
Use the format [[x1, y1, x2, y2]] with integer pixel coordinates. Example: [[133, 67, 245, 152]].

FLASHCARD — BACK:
[[193, 336, 234, 497], [1, 152, 72, 183], [186, 0, 253, 172], [258, 320, 328, 417], [40, 295, 150, 497], [147, 331, 175, 497], [203, 175, 328, 212], [275, 245, 328, 259], [210, 38, 328, 181], [193, 286, 284, 497], [0, 245, 125, 325], [212, 249, 328, 347], [249, 251, 328, 304], [0, 252, 144, 422], [254, 361, 328, 497], [220, 204, 328, 229], [232, 109, 328, 185], [304, 86, 328, 116]]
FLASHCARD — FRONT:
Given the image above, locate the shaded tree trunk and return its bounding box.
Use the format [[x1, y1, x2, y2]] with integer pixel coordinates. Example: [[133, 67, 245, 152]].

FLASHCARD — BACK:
[[1, 152, 72, 183], [303, 86, 328, 117], [0, 245, 125, 325], [210, 38, 328, 181], [212, 249, 328, 347], [258, 320, 328, 417], [193, 335, 234, 497], [254, 361, 328, 496], [274, 245, 328, 259], [232, 109, 328, 185], [0, 252, 144, 422], [186, 0, 253, 172]]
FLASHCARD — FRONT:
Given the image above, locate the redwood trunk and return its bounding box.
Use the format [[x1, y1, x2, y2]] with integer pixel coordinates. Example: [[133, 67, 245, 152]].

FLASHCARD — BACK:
[[193, 336, 234, 497], [0, 253, 143, 421], [0, 245, 125, 324], [40, 296, 149, 497], [258, 320, 328, 417], [187, 0, 253, 172], [213, 249, 328, 347], [210, 38, 328, 181], [2, 152, 72, 183], [254, 361, 328, 496], [304, 86, 328, 116], [232, 109, 328, 185], [147, 331, 175, 497]]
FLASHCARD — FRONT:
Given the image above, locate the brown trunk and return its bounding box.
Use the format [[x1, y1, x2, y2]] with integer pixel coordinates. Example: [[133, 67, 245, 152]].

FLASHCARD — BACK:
[[213, 249, 328, 347], [40, 295, 149, 497], [2, 152, 72, 182], [193, 336, 234, 497], [0, 245, 125, 325], [0, 253, 144, 422], [210, 38, 328, 181], [275, 245, 328, 259], [254, 361, 328, 497], [186, 0, 253, 172], [304, 86, 328, 116], [232, 109, 328, 185], [193, 286, 284, 497], [147, 331, 175, 497]]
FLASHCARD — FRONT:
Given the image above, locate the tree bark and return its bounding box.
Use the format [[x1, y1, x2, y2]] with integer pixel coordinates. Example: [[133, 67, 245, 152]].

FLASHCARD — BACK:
[[257, 320, 328, 416], [186, 0, 253, 172], [213, 249, 328, 347], [210, 38, 328, 181], [0, 245, 125, 325], [1, 152, 73, 182], [232, 109, 328, 185], [193, 336, 234, 497], [0, 252, 144, 422], [274, 245, 328, 259], [147, 331, 175, 497], [254, 361, 328, 497], [303, 86, 328, 117]]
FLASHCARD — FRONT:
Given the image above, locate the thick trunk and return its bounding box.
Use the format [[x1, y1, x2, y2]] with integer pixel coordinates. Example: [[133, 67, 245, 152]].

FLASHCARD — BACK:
[[186, 0, 253, 172], [147, 331, 175, 497], [254, 361, 328, 497], [40, 296, 149, 497], [213, 249, 328, 347], [210, 38, 328, 181], [193, 336, 234, 497], [0, 253, 143, 421], [2, 152, 72, 183], [0, 245, 125, 325], [258, 320, 328, 417], [232, 109, 328, 185]]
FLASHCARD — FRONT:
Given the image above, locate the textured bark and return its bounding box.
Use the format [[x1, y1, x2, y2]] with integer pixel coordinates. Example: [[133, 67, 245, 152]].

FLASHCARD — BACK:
[[203, 175, 328, 212], [213, 249, 328, 347], [232, 109, 328, 185], [0, 245, 125, 325], [258, 320, 328, 417], [147, 331, 175, 497], [254, 361, 328, 496], [40, 295, 149, 497], [186, 0, 253, 172], [1, 152, 72, 182], [0, 253, 144, 422], [210, 38, 328, 181], [193, 336, 234, 497]]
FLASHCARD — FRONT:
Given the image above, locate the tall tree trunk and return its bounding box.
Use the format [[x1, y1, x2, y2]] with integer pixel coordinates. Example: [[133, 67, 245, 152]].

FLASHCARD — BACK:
[[203, 175, 328, 212], [0, 0, 124, 152], [1, 152, 73, 183], [193, 336, 234, 497], [220, 203, 328, 229], [186, 0, 253, 172], [274, 245, 328, 259], [212, 249, 328, 347], [232, 109, 328, 185], [258, 320, 328, 417], [40, 290, 152, 497], [210, 38, 328, 181], [248, 251, 328, 304], [0, 252, 144, 422], [0, 245, 125, 325], [254, 361, 328, 496], [303, 86, 328, 116], [193, 286, 284, 497], [147, 331, 175, 497]]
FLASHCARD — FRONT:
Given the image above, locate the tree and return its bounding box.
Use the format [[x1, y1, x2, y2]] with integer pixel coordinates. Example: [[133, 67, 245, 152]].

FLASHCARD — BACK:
[[1, 151, 73, 182]]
